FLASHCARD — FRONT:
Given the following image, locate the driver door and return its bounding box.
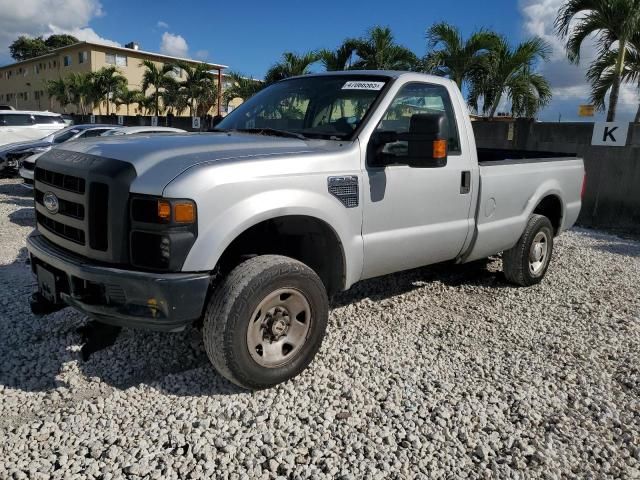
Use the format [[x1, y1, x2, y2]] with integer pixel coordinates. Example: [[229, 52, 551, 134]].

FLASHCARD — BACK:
[[361, 82, 474, 279]]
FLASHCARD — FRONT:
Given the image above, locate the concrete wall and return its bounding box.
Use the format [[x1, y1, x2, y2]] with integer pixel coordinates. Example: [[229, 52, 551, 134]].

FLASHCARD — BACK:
[[472, 120, 640, 233]]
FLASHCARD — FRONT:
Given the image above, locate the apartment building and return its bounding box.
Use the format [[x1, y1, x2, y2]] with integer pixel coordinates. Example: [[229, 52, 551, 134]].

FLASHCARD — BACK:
[[0, 41, 229, 116]]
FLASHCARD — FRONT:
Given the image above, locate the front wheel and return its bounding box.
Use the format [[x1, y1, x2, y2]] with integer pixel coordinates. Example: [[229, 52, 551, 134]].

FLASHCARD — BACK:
[[203, 255, 329, 389], [503, 214, 554, 287]]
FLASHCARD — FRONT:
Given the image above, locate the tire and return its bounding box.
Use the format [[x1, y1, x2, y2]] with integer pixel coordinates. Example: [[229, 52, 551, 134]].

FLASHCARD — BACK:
[[203, 255, 329, 389], [503, 214, 554, 287]]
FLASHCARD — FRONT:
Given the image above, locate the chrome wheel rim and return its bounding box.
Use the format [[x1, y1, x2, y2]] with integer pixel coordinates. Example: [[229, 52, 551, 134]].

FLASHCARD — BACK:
[[247, 288, 312, 368], [529, 231, 549, 276]]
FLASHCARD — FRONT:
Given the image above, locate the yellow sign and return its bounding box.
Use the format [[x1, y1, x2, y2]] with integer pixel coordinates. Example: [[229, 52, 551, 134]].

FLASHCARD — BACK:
[[579, 105, 595, 117]]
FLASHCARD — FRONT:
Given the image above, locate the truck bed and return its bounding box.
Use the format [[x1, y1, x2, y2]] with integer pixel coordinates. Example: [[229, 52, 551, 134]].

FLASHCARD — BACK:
[[477, 148, 577, 165], [463, 151, 584, 263]]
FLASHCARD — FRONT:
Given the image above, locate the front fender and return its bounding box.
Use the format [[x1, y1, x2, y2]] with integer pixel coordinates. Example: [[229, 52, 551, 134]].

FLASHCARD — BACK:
[[174, 181, 363, 289]]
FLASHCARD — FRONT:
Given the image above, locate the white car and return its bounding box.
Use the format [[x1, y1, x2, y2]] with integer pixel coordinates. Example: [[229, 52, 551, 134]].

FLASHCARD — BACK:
[[20, 126, 186, 186], [18, 125, 117, 186], [100, 126, 186, 136], [0, 111, 66, 147]]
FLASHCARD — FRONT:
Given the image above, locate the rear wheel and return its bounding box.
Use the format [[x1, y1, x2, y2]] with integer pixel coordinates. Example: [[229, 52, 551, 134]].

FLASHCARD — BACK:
[[503, 214, 554, 286], [203, 255, 329, 389]]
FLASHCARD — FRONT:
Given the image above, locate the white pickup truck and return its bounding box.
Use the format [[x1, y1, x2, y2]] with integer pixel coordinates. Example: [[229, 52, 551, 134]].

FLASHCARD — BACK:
[[26, 71, 584, 389]]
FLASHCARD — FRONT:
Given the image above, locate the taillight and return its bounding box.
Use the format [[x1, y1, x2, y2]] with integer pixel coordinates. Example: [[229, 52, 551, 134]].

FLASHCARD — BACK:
[[580, 174, 587, 199]]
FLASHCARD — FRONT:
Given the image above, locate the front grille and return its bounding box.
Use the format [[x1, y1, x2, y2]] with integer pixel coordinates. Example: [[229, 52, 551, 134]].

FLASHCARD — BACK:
[[88, 182, 109, 251], [33, 151, 134, 264], [36, 211, 86, 245], [35, 189, 85, 219], [35, 167, 85, 194]]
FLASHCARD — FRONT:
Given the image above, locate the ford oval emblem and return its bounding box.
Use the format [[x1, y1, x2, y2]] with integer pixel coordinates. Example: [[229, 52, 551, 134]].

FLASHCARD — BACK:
[[43, 192, 59, 214]]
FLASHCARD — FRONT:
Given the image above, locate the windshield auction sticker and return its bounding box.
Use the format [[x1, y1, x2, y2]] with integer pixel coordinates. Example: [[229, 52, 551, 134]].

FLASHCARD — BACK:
[[342, 81, 386, 90]]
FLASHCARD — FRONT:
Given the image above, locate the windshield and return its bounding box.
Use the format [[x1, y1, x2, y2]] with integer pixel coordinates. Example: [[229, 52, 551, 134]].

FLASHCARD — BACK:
[[53, 128, 81, 144], [216, 75, 390, 140], [101, 129, 125, 136]]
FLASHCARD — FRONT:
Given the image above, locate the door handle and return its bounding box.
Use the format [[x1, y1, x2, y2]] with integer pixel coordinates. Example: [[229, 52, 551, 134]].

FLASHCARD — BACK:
[[460, 171, 471, 194]]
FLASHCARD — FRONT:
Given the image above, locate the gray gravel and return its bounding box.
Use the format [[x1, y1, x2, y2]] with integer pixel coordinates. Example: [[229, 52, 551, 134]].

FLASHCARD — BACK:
[[0, 176, 639, 479]]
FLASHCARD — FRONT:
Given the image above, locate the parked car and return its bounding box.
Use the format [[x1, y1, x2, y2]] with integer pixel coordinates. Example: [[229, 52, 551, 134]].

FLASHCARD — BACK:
[[0, 111, 65, 147], [16, 124, 116, 185], [26, 71, 585, 390], [99, 126, 186, 136]]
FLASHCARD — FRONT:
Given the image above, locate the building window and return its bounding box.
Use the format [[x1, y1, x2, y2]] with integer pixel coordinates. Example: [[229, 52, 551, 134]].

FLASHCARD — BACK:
[[106, 52, 127, 66], [79, 51, 88, 64], [64, 55, 71, 67]]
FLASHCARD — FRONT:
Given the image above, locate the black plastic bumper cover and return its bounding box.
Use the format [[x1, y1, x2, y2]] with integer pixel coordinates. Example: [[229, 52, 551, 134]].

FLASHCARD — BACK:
[[26, 232, 211, 331]]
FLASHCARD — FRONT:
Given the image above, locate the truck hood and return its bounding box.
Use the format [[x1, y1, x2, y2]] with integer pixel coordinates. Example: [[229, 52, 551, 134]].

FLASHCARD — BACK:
[[56, 132, 323, 194]]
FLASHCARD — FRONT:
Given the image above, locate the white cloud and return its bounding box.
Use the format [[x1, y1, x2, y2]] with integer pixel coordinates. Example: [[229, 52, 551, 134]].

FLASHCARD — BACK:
[[194, 49, 209, 60], [157, 20, 169, 29], [0, 0, 119, 63], [160, 32, 189, 58], [48, 25, 120, 47], [519, 0, 637, 120]]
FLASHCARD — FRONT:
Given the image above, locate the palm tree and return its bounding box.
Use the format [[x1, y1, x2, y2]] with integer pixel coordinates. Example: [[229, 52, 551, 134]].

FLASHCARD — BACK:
[[507, 69, 553, 118], [92, 66, 126, 115], [319, 39, 358, 71], [66, 72, 93, 115], [586, 33, 640, 121], [46, 78, 70, 111], [162, 77, 189, 116], [352, 26, 418, 70], [423, 22, 501, 89], [223, 72, 265, 102], [555, 0, 640, 121], [180, 62, 217, 116], [140, 59, 174, 115], [469, 36, 551, 118], [115, 87, 141, 116], [264, 51, 319, 84]]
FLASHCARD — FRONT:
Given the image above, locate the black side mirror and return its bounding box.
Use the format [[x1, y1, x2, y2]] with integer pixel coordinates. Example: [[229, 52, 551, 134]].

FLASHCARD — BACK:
[[369, 113, 448, 168]]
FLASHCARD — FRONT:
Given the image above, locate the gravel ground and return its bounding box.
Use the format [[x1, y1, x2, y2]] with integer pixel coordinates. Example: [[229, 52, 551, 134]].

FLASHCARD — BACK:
[[0, 176, 638, 480]]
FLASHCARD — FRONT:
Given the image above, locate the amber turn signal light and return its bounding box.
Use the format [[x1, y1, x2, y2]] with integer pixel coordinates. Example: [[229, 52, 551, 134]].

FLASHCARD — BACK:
[[157, 200, 171, 221], [174, 202, 196, 223], [433, 139, 447, 159]]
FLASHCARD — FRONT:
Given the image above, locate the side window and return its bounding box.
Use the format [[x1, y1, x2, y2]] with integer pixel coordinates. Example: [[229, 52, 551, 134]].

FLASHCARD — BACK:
[[34, 115, 64, 124], [377, 82, 461, 155], [1, 114, 33, 126]]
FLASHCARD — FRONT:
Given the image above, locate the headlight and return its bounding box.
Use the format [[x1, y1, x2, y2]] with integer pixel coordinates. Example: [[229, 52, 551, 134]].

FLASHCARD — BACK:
[[129, 196, 198, 271]]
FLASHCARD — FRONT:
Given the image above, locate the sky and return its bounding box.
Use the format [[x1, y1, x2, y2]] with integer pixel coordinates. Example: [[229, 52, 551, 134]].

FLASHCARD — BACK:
[[0, 0, 637, 122]]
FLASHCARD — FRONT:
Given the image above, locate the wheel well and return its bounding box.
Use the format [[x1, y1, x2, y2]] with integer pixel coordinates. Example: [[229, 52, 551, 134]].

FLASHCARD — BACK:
[[215, 216, 346, 296], [533, 195, 562, 234]]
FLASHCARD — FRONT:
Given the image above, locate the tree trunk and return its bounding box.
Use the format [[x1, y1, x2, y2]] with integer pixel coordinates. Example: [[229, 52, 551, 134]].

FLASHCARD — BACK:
[[489, 91, 503, 118], [607, 40, 627, 122], [155, 87, 159, 115], [126, 104, 130, 116], [106, 94, 110, 115]]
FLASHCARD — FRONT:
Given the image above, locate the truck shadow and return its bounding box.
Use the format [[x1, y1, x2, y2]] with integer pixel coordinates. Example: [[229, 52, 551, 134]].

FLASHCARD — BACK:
[[0, 249, 243, 397], [1, 249, 508, 398], [9, 207, 35, 227], [332, 257, 509, 308], [593, 239, 640, 258], [0, 179, 32, 196]]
